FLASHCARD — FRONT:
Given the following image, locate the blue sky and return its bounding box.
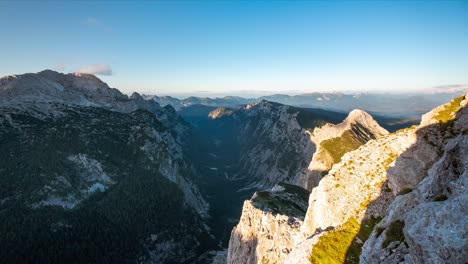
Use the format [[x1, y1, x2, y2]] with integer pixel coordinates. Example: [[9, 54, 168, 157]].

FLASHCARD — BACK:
[[0, 1, 467, 96]]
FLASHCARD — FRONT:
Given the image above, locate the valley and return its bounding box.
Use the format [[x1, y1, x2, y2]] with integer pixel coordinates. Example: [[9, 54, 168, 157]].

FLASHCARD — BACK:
[[179, 100, 420, 255]]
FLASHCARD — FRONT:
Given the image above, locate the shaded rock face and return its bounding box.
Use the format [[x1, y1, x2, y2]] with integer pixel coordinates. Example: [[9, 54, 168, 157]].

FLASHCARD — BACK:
[[233, 101, 317, 189], [361, 135, 468, 264], [227, 183, 310, 264]]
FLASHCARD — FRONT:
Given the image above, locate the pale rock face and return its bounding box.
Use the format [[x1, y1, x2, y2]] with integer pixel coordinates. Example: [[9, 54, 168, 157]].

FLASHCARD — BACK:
[[31, 153, 115, 209], [310, 109, 388, 142], [227, 201, 302, 264], [227, 183, 309, 264]]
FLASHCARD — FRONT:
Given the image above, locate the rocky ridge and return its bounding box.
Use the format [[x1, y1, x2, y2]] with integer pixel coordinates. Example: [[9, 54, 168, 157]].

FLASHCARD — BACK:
[[298, 109, 389, 190], [228, 94, 467, 263]]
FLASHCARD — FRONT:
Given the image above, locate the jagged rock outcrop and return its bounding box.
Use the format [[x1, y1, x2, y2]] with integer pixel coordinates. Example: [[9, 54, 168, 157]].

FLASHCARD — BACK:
[[229, 94, 467, 264], [297, 109, 389, 190], [227, 183, 310, 264]]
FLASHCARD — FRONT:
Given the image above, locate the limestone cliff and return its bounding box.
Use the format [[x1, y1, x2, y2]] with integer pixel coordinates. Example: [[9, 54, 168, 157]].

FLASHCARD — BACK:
[[228, 94, 467, 263], [227, 183, 310, 264]]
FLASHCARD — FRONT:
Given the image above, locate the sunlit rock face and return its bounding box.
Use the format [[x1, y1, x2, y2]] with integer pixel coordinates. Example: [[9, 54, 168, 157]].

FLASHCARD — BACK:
[[227, 183, 309, 264]]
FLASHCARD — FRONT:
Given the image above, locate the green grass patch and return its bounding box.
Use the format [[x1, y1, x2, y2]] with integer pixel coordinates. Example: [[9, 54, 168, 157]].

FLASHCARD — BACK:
[[382, 220, 405, 248], [251, 183, 310, 218], [309, 216, 382, 264], [375, 226, 385, 238], [433, 194, 448, 201], [433, 95, 464, 123], [319, 130, 364, 165]]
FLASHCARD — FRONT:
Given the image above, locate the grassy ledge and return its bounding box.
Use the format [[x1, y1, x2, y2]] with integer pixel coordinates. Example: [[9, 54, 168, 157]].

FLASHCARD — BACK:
[[433, 95, 464, 123], [309, 216, 382, 264]]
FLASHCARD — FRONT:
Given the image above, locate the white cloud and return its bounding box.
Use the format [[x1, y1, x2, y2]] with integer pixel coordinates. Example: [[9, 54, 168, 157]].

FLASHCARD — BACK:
[[83, 17, 100, 26], [432, 84, 468, 93], [83, 17, 112, 32], [54, 63, 66, 71], [77, 64, 112, 76]]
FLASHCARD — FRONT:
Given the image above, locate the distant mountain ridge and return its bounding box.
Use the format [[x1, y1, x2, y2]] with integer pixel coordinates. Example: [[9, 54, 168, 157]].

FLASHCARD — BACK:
[[148, 91, 466, 117], [149, 94, 255, 110]]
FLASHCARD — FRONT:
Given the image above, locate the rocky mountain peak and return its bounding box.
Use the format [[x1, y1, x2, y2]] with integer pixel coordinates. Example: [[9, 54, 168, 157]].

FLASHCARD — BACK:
[[243, 100, 281, 111], [346, 109, 374, 123], [296, 109, 389, 190], [0, 70, 163, 115]]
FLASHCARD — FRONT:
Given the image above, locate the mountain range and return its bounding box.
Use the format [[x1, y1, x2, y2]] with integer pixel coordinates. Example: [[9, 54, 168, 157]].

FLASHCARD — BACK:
[[0, 70, 466, 263], [149, 90, 465, 117]]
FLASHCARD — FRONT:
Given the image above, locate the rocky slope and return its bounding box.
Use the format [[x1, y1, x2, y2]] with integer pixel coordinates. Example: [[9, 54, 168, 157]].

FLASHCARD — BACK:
[[228, 94, 467, 263], [0, 70, 210, 263]]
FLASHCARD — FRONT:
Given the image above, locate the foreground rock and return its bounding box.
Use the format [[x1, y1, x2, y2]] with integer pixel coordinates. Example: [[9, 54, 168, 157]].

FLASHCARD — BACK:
[[227, 183, 309, 263], [229, 94, 468, 263]]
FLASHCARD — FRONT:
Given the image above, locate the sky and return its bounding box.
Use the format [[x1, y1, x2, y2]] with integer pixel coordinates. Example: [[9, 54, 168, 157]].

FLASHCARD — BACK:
[[0, 1, 467, 96]]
